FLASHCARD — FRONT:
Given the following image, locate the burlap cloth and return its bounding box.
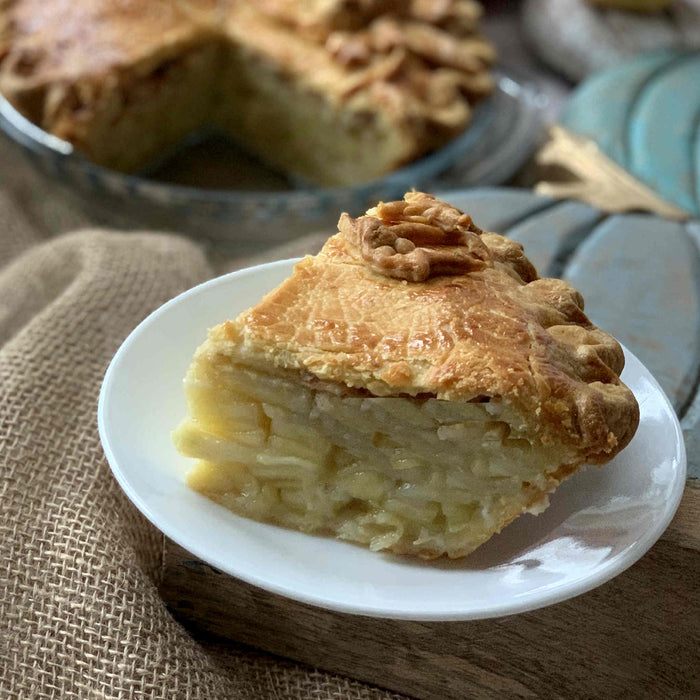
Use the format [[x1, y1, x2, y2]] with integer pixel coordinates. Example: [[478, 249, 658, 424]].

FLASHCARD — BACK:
[[0, 139, 406, 699]]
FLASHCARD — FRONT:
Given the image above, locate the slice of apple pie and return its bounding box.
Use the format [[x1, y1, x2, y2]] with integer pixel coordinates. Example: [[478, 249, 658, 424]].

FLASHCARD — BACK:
[[173, 192, 639, 559]]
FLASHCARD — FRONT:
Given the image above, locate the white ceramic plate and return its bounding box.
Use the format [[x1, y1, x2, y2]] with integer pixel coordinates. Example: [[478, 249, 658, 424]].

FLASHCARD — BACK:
[[98, 260, 687, 621]]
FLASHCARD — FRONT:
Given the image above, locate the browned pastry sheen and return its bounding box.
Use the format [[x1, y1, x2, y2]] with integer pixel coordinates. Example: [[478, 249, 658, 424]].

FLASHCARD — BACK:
[[0, 0, 495, 185], [173, 192, 639, 559]]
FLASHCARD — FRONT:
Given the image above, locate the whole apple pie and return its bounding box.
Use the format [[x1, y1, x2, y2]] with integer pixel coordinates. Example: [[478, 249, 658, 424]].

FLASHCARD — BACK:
[[173, 192, 639, 559], [0, 0, 495, 185]]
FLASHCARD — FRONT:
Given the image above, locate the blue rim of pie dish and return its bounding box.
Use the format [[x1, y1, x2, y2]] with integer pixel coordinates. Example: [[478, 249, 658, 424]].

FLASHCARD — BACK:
[[0, 71, 546, 245]]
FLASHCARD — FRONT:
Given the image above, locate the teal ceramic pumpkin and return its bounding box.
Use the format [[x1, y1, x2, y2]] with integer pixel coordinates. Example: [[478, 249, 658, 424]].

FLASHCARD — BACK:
[[561, 50, 700, 218]]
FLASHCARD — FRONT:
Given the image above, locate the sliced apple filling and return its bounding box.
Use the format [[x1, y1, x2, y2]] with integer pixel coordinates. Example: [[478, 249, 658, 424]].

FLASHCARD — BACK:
[[173, 362, 575, 559]]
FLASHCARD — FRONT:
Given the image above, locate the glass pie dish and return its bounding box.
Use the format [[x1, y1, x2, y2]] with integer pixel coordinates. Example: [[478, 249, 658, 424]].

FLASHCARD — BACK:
[[0, 71, 544, 250]]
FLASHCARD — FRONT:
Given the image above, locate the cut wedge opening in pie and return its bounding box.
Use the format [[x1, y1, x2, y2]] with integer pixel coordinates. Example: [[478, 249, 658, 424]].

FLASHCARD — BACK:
[[173, 192, 639, 559]]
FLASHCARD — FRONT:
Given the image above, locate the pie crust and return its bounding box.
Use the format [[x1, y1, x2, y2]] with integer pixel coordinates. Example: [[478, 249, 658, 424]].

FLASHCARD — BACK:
[[173, 192, 640, 558]]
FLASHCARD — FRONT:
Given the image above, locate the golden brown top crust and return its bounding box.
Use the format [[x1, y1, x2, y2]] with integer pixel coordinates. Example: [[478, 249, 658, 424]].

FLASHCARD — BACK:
[[0, 0, 211, 85], [338, 192, 493, 282], [0, 0, 215, 126], [215, 193, 639, 464], [0, 0, 494, 143]]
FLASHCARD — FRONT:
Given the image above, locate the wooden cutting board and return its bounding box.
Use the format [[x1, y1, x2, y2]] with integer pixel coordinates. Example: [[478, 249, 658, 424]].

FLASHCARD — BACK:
[[159, 189, 700, 699]]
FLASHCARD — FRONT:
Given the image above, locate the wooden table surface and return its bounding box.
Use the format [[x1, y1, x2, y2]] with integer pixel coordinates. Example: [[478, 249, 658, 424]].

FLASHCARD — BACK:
[[158, 15, 700, 696], [161, 189, 700, 700]]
